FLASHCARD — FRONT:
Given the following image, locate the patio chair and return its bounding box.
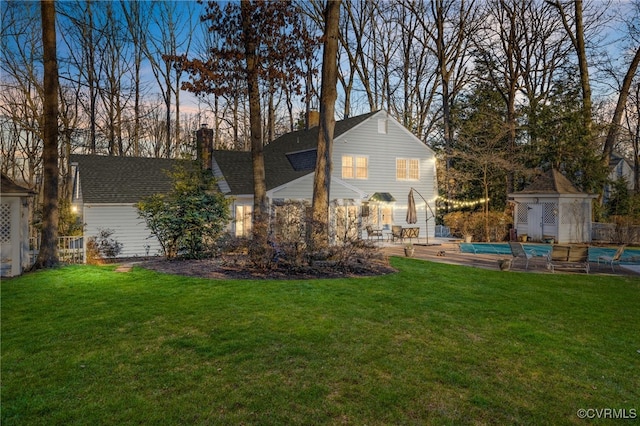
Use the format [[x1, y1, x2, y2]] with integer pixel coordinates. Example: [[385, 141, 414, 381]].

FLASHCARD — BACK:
[[509, 241, 533, 270], [401, 227, 420, 243], [597, 245, 625, 272], [365, 225, 383, 241], [391, 225, 403, 242]]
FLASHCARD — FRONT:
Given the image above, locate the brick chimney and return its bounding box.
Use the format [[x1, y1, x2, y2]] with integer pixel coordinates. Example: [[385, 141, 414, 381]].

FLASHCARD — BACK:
[[195, 124, 213, 169]]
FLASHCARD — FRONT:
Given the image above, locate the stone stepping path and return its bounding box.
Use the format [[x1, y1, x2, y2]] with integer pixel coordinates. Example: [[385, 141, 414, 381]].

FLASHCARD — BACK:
[[114, 263, 135, 273]]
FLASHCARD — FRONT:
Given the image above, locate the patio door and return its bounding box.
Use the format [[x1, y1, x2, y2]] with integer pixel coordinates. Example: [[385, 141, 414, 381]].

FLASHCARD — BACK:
[[527, 204, 543, 241]]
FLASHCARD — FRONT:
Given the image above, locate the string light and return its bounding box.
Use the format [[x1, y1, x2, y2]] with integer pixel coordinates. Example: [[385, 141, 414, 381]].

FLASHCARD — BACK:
[[436, 195, 489, 209]]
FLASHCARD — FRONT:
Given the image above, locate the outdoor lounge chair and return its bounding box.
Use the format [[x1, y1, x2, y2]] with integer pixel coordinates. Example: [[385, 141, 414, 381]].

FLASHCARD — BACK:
[[547, 245, 590, 274], [597, 245, 625, 272], [508, 241, 533, 270], [365, 225, 383, 241]]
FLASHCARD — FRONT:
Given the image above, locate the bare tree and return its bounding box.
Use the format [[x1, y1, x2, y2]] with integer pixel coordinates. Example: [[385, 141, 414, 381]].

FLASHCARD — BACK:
[[601, 1, 640, 170], [145, 1, 196, 158], [0, 1, 44, 185], [517, 0, 572, 146], [59, 0, 105, 154], [121, 0, 151, 157], [303, 0, 377, 117], [628, 82, 640, 191], [547, 0, 608, 136], [404, 0, 477, 204], [97, 1, 131, 156]]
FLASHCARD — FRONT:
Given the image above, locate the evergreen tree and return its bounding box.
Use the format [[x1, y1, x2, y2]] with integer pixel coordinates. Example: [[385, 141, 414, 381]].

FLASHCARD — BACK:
[[137, 165, 231, 259], [606, 177, 631, 217]]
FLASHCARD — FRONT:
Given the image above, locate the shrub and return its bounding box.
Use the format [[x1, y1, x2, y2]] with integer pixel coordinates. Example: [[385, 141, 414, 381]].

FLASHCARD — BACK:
[[444, 210, 512, 242], [86, 228, 123, 264], [137, 165, 232, 259], [443, 211, 475, 237]]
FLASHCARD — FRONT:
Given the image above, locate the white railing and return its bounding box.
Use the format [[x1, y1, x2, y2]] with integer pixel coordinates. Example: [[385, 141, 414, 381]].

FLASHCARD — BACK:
[[435, 225, 451, 238], [30, 235, 84, 264]]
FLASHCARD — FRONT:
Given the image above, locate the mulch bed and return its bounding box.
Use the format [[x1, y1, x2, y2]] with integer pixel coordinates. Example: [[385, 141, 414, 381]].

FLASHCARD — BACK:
[[138, 256, 397, 280]]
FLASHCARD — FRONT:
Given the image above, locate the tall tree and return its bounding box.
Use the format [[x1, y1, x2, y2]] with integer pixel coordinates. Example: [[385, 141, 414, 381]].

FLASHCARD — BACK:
[[548, 0, 594, 135], [601, 35, 640, 168], [416, 0, 477, 207], [178, 0, 312, 248], [240, 0, 269, 248], [474, 0, 525, 194], [120, 0, 150, 157], [59, 0, 104, 154], [0, 1, 44, 186], [33, 0, 59, 269], [310, 0, 341, 251], [145, 1, 196, 158]]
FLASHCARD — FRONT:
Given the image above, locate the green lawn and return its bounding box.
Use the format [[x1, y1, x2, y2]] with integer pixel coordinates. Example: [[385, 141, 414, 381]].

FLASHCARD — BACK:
[[2, 258, 639, 425]]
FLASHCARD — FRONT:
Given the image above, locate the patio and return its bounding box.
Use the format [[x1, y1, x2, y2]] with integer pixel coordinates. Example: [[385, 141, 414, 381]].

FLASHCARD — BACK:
[[381, 239, 640, 276]]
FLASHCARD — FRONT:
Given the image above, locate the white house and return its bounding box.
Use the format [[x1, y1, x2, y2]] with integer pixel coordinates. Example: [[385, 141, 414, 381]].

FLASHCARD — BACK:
[[508, 169, 597, 244], [1, 174, 35, 277], [604, 152, 635, 202], [212, 110, 438, 242], [70, 110, 438, 258], [70, 155, 190, 258]]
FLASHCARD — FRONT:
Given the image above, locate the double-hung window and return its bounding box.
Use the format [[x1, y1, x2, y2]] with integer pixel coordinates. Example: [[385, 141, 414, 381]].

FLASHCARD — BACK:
[[342, 155, 368, 179], [396, 158, 419, 181]]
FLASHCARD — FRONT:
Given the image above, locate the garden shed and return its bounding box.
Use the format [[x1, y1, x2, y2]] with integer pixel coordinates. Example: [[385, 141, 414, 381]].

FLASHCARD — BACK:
[[508, 169, 597, 244], [1, 174, 35, 277]]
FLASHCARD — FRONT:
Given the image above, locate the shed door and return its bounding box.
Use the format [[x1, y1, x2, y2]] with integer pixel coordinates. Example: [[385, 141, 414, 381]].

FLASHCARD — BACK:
[[527, 204, 543, 241]]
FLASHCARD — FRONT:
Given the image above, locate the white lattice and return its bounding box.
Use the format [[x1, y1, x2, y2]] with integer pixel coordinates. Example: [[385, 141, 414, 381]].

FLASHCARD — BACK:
[[0, 203, 11, 244], [543, 203, 557, 225], [517, 203, 529, 223]]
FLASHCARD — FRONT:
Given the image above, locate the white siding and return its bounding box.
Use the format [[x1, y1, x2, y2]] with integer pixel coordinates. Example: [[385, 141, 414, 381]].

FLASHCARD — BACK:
[[84, 204, 163, 258], [331, 111, 438, 239], [269, 174, 365, 200]]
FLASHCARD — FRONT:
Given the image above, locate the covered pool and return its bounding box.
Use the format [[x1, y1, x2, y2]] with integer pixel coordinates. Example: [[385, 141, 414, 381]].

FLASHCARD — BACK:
[[459, 243, 640, 264]]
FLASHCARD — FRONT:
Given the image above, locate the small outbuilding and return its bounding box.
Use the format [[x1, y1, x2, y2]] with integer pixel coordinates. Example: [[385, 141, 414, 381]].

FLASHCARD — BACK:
[[508, 169, 597, 244], [1, 174, 35, 277]]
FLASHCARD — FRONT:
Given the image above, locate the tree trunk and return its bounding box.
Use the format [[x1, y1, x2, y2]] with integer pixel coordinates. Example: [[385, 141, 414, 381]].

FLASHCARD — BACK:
[[550, 0, 592, 133], [241, 1, 268, 247], [165, 59, 172, 158], [310, 0, 341, 252], [602, 46, 640, 167], [34, 0, 59, 269], [574, 0, 592, 134]]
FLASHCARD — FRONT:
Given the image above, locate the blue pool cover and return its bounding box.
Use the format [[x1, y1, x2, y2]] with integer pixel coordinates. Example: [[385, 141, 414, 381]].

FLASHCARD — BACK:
[[459, 243, 640, 264]]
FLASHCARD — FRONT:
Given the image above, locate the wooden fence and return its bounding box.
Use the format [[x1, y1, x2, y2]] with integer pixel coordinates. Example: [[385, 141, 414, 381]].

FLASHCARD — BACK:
[[591, 223, 640, 244]]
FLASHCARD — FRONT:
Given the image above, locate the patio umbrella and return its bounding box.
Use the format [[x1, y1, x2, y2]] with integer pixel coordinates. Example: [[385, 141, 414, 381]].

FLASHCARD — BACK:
[[406, 189, 417, 224]]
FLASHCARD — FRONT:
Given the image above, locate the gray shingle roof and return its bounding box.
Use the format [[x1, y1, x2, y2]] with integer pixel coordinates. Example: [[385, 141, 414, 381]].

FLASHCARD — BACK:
[[1, 173, 35, 195], [71, 111, 381, 201], [70, 154, 192, 204], [515, 169, 582, 194], [213, 111, 379, 195]]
